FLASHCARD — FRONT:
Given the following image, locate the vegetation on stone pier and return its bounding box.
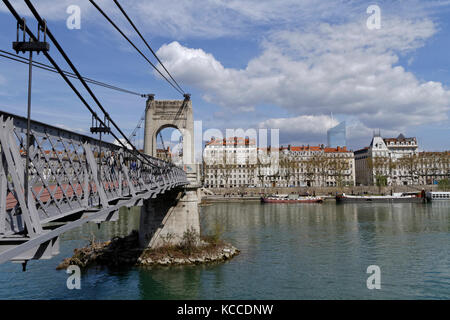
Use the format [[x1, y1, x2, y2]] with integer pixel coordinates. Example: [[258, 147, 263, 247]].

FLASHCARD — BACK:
[[56, 226, 239, 270]]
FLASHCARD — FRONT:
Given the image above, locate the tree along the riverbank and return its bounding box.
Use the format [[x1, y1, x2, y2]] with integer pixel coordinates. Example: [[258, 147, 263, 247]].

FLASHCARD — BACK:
[[367, 151, 449, 186]]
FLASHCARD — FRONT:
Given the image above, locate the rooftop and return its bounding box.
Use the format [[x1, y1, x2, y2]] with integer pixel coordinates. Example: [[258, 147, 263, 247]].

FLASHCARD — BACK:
[[205, 137, 257, 147], [281, 145, 350, 153], [383, 133, 417, 143]]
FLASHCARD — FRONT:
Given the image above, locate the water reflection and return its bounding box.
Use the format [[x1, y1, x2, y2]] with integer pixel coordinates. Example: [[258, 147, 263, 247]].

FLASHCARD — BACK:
[[61, 206, 141, 242], [200, 202, 449, 299], [201, 202, 449, 237], [138, 266, 202, 300], [0, 202, 448, 299]]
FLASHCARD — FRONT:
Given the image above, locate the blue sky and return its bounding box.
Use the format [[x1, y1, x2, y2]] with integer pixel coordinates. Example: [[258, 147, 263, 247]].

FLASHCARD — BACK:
[[0, 0, 449, 153]]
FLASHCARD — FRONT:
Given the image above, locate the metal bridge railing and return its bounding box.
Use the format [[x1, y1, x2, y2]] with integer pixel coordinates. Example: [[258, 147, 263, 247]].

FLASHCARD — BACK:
[[0, 111, 188, 264]]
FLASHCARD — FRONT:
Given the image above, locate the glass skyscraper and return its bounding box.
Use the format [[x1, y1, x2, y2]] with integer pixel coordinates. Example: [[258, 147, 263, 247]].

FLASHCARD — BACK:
[[327, 121, 346, 147]]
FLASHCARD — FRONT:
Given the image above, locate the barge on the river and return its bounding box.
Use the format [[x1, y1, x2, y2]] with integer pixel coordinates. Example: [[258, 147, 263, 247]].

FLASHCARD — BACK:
[[336, 192, 425, 203], [261, 194, 323, 203], [426, 191, 450, 201]]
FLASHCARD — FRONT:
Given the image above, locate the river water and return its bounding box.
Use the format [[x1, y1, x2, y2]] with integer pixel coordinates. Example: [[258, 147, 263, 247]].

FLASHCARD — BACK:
[[0, 201, 449, 299]]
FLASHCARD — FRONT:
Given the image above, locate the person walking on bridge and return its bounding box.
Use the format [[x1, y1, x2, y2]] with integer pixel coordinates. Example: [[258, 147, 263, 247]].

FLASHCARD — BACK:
[[109, 152, 116, 179]]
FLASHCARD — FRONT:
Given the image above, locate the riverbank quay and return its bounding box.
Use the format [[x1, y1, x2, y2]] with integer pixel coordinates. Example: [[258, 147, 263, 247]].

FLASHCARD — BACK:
[[204, 184, 438, 197], [202, 195, 261, 203], [200, 185, 439, 203], [202, 194, 337, 203]]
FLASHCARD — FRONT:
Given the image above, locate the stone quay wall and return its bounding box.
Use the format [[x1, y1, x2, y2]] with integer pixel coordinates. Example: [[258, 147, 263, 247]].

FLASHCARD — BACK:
[[204, 185, 439, 196]]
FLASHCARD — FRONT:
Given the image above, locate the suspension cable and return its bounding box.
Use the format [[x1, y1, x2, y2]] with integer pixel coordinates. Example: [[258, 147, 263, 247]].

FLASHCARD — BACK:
[[22, 0, 164, 169], [128, 109, 146, 142], [0, 49, 145, 97], [112, 0, 185, 94], [3, 0, 161, 169], [89, 0, 185, 96]]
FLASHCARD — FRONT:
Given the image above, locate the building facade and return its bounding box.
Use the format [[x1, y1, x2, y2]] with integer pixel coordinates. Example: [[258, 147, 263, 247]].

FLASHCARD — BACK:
[[355, 133, 449, 186], [202, 137, 257, 188], [203, 138, 355, 188], [156, 146, 172, 162]]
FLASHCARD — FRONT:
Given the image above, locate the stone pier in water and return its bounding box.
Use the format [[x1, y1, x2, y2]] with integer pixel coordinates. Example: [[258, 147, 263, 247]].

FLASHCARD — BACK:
[[139, 186, 201, 249], [140, 97, 201, 249]]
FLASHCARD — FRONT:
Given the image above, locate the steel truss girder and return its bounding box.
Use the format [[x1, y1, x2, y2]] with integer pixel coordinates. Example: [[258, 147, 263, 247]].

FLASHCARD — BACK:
[[0, 111, 188, 264]]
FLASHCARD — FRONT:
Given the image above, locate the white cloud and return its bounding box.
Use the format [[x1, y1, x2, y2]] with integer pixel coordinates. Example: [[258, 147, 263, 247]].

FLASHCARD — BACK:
[[259, 115, 402, 148], [54, 123, 88, 135], [2, 0, 449, 40], [2, 0, 449, 150], [0, 0, 93, 20], [101, 0, 450, 39], [130, 0, 363, 38], [156, 17, 450, 133], [259, 114, 338, 145], [260, 115, 338, 135], [1, 0, 344, 38]]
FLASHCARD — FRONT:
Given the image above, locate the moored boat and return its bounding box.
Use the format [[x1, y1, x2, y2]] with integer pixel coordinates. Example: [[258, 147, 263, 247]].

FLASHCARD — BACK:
[[261, 194, 323, 203], [336, 192, 424, 203], [426, 191, 450, 201]]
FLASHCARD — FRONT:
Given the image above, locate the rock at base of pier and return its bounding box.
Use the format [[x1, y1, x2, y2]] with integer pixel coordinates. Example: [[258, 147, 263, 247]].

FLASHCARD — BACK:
[[56, 230, 239, 269]]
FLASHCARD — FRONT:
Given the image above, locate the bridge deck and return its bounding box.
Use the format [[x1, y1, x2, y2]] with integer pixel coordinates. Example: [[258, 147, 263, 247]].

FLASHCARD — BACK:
[[0, 111, 189, 264]]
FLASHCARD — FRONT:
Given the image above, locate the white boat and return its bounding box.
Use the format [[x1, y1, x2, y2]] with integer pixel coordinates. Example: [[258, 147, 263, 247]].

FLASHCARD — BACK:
[[336, 192, 424, 203], [426, 191, 450, 201], [261, 194, 323, 203]]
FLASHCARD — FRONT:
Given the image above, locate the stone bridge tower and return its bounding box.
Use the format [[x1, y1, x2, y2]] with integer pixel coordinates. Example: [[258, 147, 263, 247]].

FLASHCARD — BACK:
[[139, 95, 200, 249], [143, 95, 197, 182]]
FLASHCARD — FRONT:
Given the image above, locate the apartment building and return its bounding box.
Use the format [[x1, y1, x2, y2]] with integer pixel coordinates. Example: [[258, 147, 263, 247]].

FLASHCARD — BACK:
[[203, 138, 355, 188]]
